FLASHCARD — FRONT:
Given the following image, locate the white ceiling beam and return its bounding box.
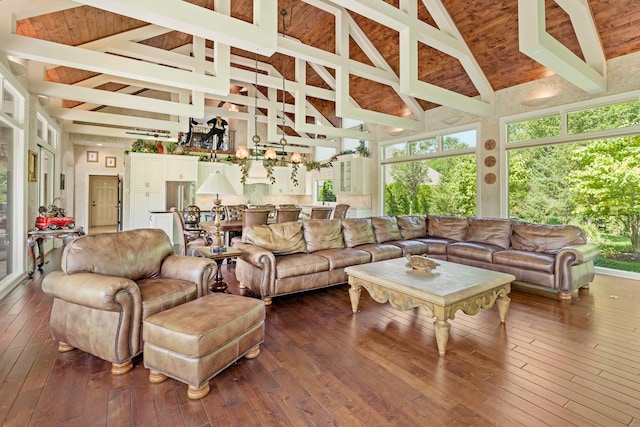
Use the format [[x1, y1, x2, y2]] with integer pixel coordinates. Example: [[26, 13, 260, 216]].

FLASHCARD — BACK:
[[65, 123, 178, 141], [50, 109, 187, 132], [0, 33, 229, 94], [73, 0, 278, 55], [30, 80, 201, 117], [519, 0, 606, 94]]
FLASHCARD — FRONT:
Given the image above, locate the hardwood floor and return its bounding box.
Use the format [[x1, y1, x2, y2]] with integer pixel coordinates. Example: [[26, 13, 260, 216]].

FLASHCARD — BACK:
[[2, 251, 640, 427]]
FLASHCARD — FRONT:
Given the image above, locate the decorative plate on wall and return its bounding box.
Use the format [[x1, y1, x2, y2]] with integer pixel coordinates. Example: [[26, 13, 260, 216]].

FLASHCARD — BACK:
[[484, 139, 496, 150], [484, 156, 496, 167], [484, 173, 496, 184]]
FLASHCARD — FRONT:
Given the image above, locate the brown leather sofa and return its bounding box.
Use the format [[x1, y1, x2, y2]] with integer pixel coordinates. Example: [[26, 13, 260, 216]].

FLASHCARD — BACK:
[[42, 229, 217, 375], [233, 215, 599, 304]]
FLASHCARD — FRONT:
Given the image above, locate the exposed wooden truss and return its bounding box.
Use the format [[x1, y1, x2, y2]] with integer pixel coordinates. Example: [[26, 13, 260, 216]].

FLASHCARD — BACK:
[[0, 0, 636, 147]]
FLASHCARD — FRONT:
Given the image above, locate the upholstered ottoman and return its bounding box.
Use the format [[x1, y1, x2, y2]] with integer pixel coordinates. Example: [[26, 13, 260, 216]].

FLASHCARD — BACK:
[[143, 293, 265, 399]]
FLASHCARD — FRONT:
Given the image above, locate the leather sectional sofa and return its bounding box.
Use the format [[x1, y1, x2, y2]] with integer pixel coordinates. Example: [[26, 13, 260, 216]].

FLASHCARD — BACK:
[[233, 215, 599, 304]]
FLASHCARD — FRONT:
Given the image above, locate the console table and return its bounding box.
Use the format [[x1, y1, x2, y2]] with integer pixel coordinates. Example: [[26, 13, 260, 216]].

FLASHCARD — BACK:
[[27, 227, 85, 276]]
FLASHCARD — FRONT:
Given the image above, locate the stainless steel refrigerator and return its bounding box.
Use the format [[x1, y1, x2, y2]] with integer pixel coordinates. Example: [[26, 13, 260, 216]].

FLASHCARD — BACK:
[[165, 181, 196, 211]]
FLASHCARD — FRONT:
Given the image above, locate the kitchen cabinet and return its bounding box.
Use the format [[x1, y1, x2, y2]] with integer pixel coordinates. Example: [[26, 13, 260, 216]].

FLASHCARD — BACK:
[[164, 155, 198, 181], [333, 156, 371, 195], [150, 212, 176, 244], [129, 190, 163, 230], [129, 153, 163, 190], [269, 165, 307, 195]]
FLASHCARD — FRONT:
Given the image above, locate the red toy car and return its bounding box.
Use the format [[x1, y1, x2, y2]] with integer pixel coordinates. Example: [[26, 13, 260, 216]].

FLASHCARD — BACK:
[[35, 216, 76, 230]]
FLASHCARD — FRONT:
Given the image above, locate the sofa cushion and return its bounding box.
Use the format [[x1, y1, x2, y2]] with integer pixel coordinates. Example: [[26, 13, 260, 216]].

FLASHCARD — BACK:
[[465, 217, 513, 249], [388, 240, 429, 256], [61, 228, 173, 280], [493, 249, 555, 273], [371, 216, 402, 243], [313, 248, 371, 270], [427, 215, 468, 241], [447, 241, 502, 263], [275, 253, 330, 279], [303, 219, 344, 253], [355, 243, 403, 262], [342, 218, 376, 248], [244, 221, 306, 255], [511, 222, 586, 254], [413, 238, 451, 256], [397, 215, 427, 239]]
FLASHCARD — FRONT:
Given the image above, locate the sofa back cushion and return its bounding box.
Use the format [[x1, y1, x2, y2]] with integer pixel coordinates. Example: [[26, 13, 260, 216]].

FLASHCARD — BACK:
[[397, 215, 427, 239], [342, 218, 377, 247], [61, 228, 173, 280], [371, 216, 403, 243], [427, 215, 469, 241], [303, 219, 344, 252], [244, 221, 307, 255], [511, 222, 586, 254], [464, 217, 513, 249]]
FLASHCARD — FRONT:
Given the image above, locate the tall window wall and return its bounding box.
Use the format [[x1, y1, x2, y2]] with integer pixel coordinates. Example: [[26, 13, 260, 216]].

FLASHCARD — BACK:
[[504, 97, 640, 275], [381, 129, 477, 217], [0, 66, 27, 291]]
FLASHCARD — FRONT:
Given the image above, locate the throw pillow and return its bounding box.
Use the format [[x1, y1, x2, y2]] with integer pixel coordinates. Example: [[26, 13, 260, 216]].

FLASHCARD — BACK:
[[303, 219, 344, 253], [427, 215, 468, 241], [397, 215, 427, 239], [244, 221, 307, 255], [371, 216, 402, 243], [342, 218, 376, 247], [464, 217, 513, 249]]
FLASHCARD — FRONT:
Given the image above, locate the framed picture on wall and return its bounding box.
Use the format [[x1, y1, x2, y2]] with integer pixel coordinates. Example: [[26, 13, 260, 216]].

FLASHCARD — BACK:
[[87, 151, 98, 162], [28, 150, 38, 182], [105, 156, 116, 168]]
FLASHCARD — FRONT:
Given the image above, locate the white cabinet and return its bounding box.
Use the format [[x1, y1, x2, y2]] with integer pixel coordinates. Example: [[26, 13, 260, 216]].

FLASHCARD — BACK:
[[164, 156, 198, 181], [130, 190, 163, 229], [150, 212, 175, 244], [269, 165, 308, 195], [269, 167, 290, 195], [333, 156, 371, 195], [130, 153, 163, 190]]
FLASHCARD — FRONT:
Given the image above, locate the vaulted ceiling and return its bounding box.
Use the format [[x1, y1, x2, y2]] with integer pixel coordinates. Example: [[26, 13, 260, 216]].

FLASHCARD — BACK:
[[1, 0, 639, 151]]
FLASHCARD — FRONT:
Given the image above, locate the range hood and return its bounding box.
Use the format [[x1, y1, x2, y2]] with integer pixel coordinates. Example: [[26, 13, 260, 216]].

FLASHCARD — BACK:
[[244, 160, 271, 184]]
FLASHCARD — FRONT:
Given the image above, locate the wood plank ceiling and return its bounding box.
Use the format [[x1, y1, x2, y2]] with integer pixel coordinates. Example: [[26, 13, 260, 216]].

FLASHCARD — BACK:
[[4, 0, 640, 146]]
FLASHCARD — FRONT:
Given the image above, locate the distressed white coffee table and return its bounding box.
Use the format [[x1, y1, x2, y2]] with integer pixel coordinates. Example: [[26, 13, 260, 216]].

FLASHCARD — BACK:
[[345, 258, 515, 356]]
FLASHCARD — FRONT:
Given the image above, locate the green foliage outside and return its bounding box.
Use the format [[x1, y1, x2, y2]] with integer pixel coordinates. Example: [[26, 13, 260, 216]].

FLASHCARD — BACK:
[[509, 100, 640, 271], [385, 100, 640, 273], [385, 137, 476, 217], [319, 180, 336, 203]]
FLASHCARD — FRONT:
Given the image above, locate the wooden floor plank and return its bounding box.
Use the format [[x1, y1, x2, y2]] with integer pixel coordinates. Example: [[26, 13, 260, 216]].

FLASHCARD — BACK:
[[2, 250, 640, 426]]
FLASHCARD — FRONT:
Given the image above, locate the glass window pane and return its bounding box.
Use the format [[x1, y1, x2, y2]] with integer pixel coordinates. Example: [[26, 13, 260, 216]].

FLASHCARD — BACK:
[[567, 100, 640, 134], [383, 143, 406, 159], [2, 82, 17, 119], [409, 138, 437, 155], [443, 130, 476, 150], [507, 115, 561, 142], [384, 154, 476, 217], [0, 123, 13, 280], [315, 180, 336, 203]]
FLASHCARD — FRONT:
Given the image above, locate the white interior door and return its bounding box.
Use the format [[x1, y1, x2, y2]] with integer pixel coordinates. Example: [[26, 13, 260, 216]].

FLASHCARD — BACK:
[[89, 175, 119, 227]]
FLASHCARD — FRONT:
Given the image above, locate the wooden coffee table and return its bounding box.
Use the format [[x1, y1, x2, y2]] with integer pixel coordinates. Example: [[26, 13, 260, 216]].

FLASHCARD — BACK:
[[345, 258, 515, 356]]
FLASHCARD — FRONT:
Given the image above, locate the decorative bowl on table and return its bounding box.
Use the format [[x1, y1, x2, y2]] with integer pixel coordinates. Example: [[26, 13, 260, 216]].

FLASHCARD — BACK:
[[406, 254, 439, 272]]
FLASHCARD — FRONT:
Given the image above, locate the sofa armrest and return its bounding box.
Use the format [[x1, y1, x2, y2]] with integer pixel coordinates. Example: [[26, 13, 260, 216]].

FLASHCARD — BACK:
[[233, 242, 276, 297], [554, 243, 599, 292], [160, 254, 217, 297], [42, 271, 141, 311], [556, 242, 600, 265]]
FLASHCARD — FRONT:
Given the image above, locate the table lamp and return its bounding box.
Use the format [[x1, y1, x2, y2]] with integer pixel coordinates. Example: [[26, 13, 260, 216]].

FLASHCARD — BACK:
[[196, 170, 235, 251]]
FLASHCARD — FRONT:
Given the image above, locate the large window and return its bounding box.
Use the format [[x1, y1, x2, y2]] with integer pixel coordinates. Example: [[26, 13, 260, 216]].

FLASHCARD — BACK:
[[0, 69, 26, 291], [506, 99, 640, 274], [383, 129, 477, 216]]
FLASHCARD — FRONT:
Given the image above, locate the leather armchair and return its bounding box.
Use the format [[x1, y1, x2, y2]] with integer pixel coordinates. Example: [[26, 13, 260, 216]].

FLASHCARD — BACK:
[[42, 229, 217, 375]]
